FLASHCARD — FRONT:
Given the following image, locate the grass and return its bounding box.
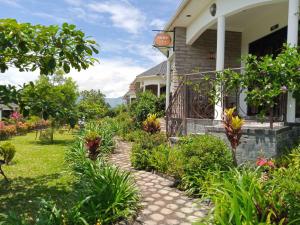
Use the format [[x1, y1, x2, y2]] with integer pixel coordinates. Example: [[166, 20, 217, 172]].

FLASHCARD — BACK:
[[0, 131, 76, 220]]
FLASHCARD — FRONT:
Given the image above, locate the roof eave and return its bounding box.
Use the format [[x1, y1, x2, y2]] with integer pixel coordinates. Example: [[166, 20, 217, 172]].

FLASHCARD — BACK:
[[164, 0, 191, 31]]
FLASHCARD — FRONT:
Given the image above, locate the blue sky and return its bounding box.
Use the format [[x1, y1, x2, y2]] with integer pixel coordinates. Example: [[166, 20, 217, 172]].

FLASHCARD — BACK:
[[0, 0, 181, 97]]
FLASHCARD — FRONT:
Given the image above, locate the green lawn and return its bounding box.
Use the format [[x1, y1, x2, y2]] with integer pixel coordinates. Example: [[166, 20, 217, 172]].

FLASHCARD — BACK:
[[0, 132, 76, 220]]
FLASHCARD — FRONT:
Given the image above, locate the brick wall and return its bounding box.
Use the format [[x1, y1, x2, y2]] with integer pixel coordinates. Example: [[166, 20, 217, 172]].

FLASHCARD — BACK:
[[171, 27, 242, 92]]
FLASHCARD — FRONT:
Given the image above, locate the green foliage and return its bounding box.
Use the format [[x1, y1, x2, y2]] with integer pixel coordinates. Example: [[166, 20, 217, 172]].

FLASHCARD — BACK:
[[0, 19, 98, 75], [177, 135, 233, 195], [75, 160, 139, 224], [39, 128, 54, 143], [130, 132, 167, 170], [20, 72, 79, 125], [78, 90, 109, 120], [149, 145, 185, 178], [270, 147, 300, 222], [142, 114, 161, 134], [130, 91, 165, 125], [0, 142, 16, 164], [0, 160, 140, 225], [114, 112, 136, 139], [209, 45, 300, 127]]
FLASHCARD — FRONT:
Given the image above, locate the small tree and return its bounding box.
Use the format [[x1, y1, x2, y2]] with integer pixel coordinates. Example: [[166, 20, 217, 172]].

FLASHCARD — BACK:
[[77, 90, 109, 120], [210, 45, 300, 128]]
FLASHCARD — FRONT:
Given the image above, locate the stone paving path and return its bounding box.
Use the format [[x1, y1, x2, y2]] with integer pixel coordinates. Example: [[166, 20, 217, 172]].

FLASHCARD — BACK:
[[110, 140, 209, 225]]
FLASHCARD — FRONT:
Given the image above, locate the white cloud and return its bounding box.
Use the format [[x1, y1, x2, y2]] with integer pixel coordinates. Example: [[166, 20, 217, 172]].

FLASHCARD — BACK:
[[88, 1, 146, 34], [32, 12, 70, 24], [0, 59, 146, 98], [150, 19, 166, 30], [68, 7, 100, 23], [0, 0, 21, 8], [67, 58, 145, 97]]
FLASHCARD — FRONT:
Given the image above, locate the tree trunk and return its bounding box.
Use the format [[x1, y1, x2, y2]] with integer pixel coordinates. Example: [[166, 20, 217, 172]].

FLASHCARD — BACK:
[[269, 107, 274, 129], [231, 148, 238, 166]]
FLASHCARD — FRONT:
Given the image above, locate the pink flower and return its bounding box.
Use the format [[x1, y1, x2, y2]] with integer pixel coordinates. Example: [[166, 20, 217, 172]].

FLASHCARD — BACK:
[[256, 157, 268, 166], [10, 111, 22, 121], [256, 157, 274, 168]]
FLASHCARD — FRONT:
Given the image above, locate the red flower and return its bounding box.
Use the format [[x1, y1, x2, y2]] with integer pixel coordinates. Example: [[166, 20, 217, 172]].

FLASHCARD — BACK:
[[256, 157, 274, 168]]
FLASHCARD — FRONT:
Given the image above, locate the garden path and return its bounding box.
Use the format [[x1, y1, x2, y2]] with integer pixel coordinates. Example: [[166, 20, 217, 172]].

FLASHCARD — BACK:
[[110, 139, 209, 225]]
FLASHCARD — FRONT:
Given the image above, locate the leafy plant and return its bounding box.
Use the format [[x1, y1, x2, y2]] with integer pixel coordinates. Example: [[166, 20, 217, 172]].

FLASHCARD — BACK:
[[84, 131, 101, 160], [208, 45, 300, 128], [223, 107, 244, 166], [130, 91, 165, 125], [142, 114, 161, 134], [131, 132, 167, 170], [0, 142, 16, 164], [179, 135, 233, 195], [0, 19, 98, 75]]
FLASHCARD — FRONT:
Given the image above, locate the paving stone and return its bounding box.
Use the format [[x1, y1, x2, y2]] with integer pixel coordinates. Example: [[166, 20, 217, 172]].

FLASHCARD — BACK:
[[150, 213, 165, 221], [110, 139, 209, 225], [161, 208, 173, 215]]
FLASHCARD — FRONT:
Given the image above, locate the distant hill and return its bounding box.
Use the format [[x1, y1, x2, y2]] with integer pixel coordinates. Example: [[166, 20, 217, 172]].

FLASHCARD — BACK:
[[105, 97, 125, 108]]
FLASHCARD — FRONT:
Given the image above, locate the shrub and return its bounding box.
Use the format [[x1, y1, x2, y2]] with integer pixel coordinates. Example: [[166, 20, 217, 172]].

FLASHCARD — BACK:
[[269, 147, 300, 223], [0, 124, 17, 140], [149, 144, 185, 179], [77, 160, 140, 224], [179, 135, 233, 195], [130, 91, 165, 125], [115, 112, 135, 138], [0, 142, 16, 165], [131, 132, 167, 170], [39, 128, 54, 143], [84, 121, 115, 154], [142, 114, 161, 134], [16, 122, 29, 134], [123, 130, 146, 142]]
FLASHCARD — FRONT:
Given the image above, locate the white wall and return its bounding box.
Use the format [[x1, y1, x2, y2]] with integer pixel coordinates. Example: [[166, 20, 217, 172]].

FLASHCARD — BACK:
[[241, 4, 288, 56], [187, 0, 287, 44]]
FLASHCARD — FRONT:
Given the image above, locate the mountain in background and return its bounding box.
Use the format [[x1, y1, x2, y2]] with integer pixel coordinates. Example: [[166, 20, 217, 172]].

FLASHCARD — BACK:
[[105, 97, 125, 108]]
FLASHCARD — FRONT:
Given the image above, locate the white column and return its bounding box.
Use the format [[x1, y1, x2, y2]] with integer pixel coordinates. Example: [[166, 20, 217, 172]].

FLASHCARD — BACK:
[[157, 83, 161, 97], [143, 84, 146, 92], [215, 15, 226, 120], [287, 0, 299, 123], [166, 59, 171, 109]]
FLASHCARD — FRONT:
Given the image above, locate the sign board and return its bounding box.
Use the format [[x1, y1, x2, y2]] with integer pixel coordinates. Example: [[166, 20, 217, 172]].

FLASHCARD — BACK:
[[154, 32, 173, 48]]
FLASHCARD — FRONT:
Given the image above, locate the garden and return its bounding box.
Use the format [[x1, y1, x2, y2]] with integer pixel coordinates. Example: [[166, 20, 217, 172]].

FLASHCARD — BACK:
[[0, 18, 299, 225]]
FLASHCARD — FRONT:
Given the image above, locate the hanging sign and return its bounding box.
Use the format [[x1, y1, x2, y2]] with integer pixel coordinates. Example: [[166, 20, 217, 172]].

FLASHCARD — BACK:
[[154, 32, 173, 48]]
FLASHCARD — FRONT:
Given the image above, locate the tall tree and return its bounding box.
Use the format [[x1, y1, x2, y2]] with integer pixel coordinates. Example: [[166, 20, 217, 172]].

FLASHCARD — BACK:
[[78, 90, 109, 120]]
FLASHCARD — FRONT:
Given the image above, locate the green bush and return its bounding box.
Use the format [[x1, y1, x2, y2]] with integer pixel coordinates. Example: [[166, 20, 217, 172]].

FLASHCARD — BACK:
[[115, 112, 135, 138], [178, 135, 233, 195], [123, 130, 146, 142], [269, 147, 300, 223], [149, 144, 185, 179], [84, 121, 115, 154], [0, 142, 16, 165], [131, 132, 167, 170], [0, 161, 140, 225], [76, 160, 139, 224], [130, 91, 165, 125]]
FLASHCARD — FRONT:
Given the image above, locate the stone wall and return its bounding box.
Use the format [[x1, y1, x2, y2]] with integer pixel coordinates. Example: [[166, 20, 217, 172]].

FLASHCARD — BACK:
[[204, 125, 300, 164]]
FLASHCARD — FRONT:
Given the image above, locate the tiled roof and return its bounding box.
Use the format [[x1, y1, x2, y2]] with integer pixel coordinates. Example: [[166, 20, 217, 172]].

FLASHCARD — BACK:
[[137, 61, 167, 77]]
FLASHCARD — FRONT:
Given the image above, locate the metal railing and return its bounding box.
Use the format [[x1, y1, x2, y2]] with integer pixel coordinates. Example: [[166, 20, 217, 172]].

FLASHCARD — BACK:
[[165, 68, 287, 137]]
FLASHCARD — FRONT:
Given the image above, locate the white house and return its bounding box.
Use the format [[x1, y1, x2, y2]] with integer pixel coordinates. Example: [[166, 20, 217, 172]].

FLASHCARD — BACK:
[[157, 0, 300, 162], [124, 61, 167, 104]]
